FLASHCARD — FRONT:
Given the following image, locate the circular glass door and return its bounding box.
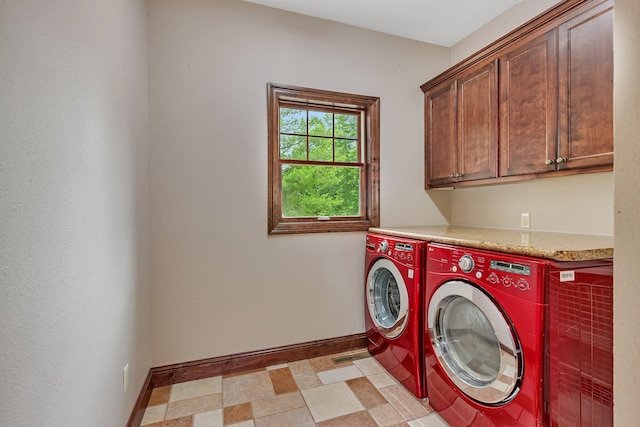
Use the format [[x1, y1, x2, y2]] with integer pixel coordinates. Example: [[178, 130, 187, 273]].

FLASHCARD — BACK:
[[427, 280, 522, 404], [367, 258, 409, 338]]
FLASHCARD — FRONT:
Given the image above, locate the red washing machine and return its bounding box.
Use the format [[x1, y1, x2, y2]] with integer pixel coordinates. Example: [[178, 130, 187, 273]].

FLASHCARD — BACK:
[[365, 233, 426, 399], [425, 242, 548, 426]]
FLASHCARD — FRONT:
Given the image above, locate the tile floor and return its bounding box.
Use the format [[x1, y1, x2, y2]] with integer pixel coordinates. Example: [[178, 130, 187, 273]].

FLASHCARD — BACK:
[[140, 348, 449, 426]]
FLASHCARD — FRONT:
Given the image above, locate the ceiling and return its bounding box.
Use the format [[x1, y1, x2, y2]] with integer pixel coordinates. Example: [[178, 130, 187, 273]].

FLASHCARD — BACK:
[[241, 0, 525, 47]]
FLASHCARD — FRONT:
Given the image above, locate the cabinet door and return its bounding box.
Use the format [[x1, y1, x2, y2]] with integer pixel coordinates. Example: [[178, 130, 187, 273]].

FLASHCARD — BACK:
[[425, 80, 457, 188], [458, 60, 498, 182], [499, 30, 558, 177], [557, 1, 613, 170]]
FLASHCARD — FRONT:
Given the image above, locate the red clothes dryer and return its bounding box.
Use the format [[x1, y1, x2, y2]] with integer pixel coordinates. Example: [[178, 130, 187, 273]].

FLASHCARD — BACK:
[[425, 243, 548, 426], [365, 233, 426, 399]]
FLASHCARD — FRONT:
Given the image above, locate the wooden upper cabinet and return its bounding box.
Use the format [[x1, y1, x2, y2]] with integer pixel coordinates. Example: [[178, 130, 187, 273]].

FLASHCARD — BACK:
[[557, 1, 613, 170], [458, 60, 498, 182], [421, 0, 614, 189], [425, 60, 498, 188], [499, 30, 558, 177], [425, 80, 457, 187]]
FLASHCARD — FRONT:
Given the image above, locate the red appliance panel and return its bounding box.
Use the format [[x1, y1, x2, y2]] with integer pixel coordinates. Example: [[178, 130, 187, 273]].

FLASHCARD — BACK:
[[547, 261, 613, 427], [365, 233, 426, 399]]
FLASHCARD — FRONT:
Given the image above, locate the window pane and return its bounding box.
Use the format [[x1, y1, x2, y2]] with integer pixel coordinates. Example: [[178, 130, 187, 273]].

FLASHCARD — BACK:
[[280, 108, 306, 134], [335, 113, 358, 138], [280, 135, 307, 160], [281, 164, 361, 217], [308, 110, 333, 137], [335, 139, 358, 162], [308, 137, 333, 162]]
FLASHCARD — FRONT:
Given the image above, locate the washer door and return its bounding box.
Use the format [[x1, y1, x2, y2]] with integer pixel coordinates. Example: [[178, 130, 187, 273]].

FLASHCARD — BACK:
[[428, 280, 522, 404], [367, 258, 409, 339]]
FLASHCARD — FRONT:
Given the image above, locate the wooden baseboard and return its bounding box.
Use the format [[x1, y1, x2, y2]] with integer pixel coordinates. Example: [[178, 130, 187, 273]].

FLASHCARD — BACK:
[[126, 370, 152, 427], [127, 333, 367, 427]]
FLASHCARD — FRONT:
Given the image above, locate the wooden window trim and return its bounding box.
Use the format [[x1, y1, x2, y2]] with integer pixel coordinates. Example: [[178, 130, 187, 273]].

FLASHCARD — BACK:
[[267, 83, 380, 235]]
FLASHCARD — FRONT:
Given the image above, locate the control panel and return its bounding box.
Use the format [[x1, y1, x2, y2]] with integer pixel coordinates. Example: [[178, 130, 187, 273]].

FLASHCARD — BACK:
[[426, 243, 547, 302], [366, 234, 421, 268]]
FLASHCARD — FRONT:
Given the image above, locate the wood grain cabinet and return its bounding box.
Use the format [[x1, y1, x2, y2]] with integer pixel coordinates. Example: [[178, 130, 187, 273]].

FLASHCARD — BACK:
[[421, 0, 613, 188], [425, 60, 498, 187], [499, 30, 558, 177], [424, 80, 457, 187], [557, 2, 613, 170]]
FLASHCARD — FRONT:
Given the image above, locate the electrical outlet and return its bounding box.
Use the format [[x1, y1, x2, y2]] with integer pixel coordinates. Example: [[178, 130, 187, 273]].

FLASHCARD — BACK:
[[123, 364, 129, 394], [520, 213, 531, 229]]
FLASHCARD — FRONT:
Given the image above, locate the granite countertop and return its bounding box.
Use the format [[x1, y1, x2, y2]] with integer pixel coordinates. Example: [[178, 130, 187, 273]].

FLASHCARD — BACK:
[[368, 225, 613, 262]]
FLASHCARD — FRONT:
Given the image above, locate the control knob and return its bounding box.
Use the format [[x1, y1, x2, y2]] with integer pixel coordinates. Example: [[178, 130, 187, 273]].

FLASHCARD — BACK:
[[379, 240, 389, 253], [458, 255, 475, 273], [517, 279, 530, 290], [502, 277, 514, 287]]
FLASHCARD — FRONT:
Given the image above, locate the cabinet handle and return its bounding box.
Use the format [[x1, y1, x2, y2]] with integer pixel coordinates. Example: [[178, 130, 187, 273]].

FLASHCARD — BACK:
[[450, 174, 455, 178], [545, 159, 555, 165], [456, 173, 463, 178], [556, 157, 567, 164]]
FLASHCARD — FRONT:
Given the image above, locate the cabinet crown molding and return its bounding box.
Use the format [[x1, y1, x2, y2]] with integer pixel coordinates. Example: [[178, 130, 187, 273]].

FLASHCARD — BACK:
[[421, 0, 607, 93]]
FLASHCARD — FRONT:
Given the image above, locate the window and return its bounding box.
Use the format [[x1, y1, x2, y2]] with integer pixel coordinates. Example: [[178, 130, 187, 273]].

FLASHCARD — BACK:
[[268, 83, 380, 234]]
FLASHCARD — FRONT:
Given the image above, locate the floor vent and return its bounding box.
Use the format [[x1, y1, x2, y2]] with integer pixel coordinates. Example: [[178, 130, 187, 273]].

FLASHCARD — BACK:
[[331, 351, 369, 364]]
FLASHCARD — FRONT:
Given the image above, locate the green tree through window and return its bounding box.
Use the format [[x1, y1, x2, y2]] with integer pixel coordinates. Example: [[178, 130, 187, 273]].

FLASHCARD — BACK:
[[268, 83, 380, 234], [279, 107, 360, 217]]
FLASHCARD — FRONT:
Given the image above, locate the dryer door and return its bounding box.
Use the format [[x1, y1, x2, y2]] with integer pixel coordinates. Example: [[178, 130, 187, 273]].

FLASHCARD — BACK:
[[366, 258, 409, 339], [428, 280, 522, 404]]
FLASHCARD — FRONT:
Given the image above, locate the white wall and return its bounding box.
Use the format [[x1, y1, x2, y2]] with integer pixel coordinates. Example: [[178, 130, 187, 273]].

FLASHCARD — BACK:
[[445, 0, 614, 235], [450, 0, 561, 64], [147, 0, 449, 366], [450, 173, 613, 234], [0, 1, 151, 425], [613, 0, 640, 422]]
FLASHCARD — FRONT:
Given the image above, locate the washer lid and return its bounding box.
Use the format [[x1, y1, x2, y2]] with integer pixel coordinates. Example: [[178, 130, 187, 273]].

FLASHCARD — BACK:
[[428, 280, 522, 404], [367, 258, 409, 339]]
